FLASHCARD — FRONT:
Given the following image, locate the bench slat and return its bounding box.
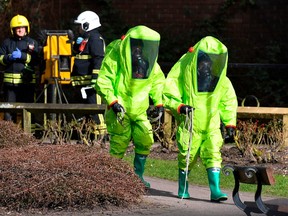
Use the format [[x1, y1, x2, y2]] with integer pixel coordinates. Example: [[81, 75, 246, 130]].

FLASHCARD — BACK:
[[235, 166, 275, 185], [0, 103, 106, 114]]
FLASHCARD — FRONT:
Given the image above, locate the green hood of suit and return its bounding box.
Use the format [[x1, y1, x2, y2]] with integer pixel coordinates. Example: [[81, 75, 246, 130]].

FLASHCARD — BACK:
[[119, 26, 160, 79], [163, 36, 237, 130], [181, 36, 228, 96]]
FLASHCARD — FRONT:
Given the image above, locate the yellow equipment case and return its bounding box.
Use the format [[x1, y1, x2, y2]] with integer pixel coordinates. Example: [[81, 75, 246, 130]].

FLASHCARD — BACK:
[[41, 30, 74, 85]]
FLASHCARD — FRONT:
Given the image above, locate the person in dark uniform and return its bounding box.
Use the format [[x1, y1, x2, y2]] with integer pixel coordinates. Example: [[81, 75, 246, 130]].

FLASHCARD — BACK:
[[70, 10, 107, 139], [0, 14, 38, 122]]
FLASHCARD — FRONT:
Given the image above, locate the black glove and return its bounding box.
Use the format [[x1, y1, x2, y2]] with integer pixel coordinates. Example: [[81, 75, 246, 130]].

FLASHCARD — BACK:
[[225, 126, 235, 143], [179, 105, 193, 114], [111, 102, 124, 114]]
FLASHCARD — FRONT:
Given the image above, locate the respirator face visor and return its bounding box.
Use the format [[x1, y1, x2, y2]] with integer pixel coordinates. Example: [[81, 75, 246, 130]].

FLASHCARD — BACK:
[[130, 38, 159, 79], [196, 51, 226, 92]]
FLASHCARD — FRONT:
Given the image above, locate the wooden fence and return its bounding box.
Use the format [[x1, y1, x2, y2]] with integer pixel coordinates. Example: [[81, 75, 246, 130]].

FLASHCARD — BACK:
[[0, 103, 287, 146], [0, 103, 106, 133]]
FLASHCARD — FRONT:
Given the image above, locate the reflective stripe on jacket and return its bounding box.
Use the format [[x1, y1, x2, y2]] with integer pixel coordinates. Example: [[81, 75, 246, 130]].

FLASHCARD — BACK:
[[71, 69, 99, 86], [3, 72, 36, 84], [75, 54, 91, 60]]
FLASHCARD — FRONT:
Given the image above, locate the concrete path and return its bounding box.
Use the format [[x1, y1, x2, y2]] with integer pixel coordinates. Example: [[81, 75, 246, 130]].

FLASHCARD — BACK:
[[105, 176, 288, 216]]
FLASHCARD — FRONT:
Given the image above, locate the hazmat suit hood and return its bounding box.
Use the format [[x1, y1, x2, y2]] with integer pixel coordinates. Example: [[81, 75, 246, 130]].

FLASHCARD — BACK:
[[185, 36, 228, 95], [119, 25, 160, 79], [163, 36, 233, 126]]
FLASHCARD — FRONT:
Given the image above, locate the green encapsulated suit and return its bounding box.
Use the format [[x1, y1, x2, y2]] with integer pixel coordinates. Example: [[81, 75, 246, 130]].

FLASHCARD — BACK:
[[163, 36, 237, 201], [96, 25, 164, 159]]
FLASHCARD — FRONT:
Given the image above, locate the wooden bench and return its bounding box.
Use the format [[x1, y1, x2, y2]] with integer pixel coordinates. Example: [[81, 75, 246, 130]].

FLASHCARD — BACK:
[[0, 102, 106, 133], [223, 165, 287, 216]]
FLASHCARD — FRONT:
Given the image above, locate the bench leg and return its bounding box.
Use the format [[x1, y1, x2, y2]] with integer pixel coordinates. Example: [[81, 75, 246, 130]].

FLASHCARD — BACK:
[[22, 109, 31, 133], [232, 171, 252, 213], [255, 173, 270, 214], [223, 165, 263, 215], [282, 115, 288, 147]]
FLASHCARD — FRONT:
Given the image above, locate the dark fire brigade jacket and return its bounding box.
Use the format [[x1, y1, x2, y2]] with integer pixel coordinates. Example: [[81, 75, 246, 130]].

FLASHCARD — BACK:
[[71, 28, 105, 87], [0, 35, 39, 86]]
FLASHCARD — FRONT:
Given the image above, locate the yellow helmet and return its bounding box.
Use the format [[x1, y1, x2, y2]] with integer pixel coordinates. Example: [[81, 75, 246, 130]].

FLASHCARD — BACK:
[[10, 15, 30, 35]]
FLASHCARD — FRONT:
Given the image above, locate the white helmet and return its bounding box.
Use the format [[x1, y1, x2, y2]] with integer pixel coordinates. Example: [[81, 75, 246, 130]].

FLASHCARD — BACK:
[[74, 11, 101, 32]]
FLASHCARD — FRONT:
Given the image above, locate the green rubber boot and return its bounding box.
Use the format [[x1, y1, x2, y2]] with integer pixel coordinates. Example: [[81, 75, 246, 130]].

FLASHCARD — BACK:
[[207, 167, 228, 202], [178, 169, 190, 199], [134, 154, 150, 188]]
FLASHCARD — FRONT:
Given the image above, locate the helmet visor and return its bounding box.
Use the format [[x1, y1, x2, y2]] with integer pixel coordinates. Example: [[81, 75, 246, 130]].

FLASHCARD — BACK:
[[197, 51, 226, 92], [130, 38, 159, 79]]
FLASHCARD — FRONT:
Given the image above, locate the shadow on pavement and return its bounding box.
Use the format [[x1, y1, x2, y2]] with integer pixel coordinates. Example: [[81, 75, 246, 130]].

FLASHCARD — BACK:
[[146, 187, 235, 206], [146, 188, 176, 198]]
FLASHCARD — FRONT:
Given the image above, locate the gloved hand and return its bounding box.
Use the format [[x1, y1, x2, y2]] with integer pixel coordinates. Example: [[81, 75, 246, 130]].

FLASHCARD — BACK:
[[225, 126, 236, 143], [111, 102, 125, 114], [76, 37, 84, 44], [155, 106, 164, 117], [10, 48, 22, 60], [179, 105, 193, 114]]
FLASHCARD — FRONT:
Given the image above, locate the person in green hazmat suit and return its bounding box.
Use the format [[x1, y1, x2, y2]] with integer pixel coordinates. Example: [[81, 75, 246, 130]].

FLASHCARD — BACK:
[[163, 36, 237, 202], [96, 25, 165, 188]]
